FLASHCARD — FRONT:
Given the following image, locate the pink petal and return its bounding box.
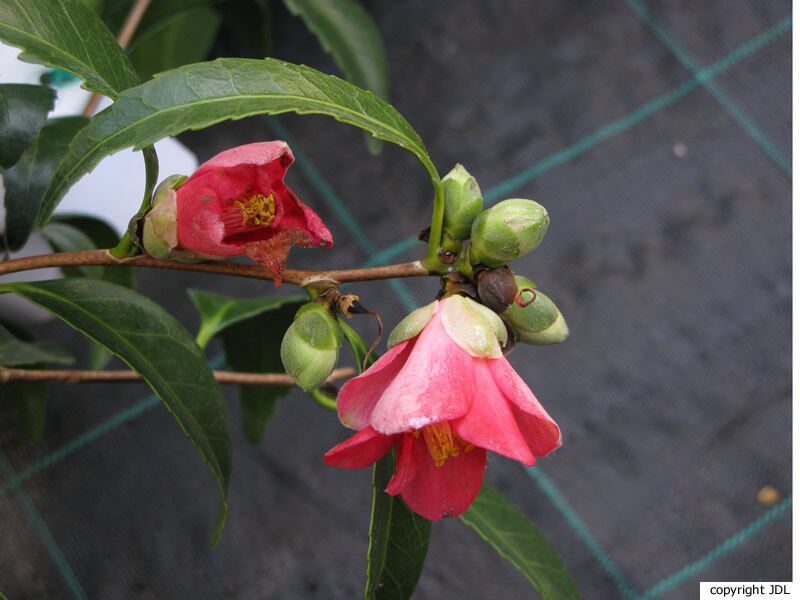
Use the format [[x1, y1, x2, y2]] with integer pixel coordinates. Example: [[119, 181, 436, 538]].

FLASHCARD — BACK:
[[196, 141, 293, 174], [369, 311, 475, 434], [384, 432, 416, 496], [323, 426, 396, 469], [386, 431, 486, 521], [450, 358, 537, 466], [337, 339, 415, 430], [488, 359, 562, 456]]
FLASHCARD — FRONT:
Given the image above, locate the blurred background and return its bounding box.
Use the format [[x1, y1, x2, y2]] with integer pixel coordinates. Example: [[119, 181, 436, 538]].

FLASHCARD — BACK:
[[0, 1, 791, 598]]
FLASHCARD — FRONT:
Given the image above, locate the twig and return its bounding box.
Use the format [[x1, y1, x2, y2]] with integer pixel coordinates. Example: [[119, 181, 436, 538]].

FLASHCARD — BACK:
[[82, 0, 153, 116], [0, 249, 431, 287], [0, 367, 356, 386]]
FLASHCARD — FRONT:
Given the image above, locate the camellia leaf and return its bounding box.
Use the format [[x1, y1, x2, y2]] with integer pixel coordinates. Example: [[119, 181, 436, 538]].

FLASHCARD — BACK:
[[187, 289, 307, 349], [220, 300, 304, 444], [0, 323, 74, 367], [0, 278, 232, 545], [43, 214, 134, 371], [281, 0, 390, 154], [0, 84, 56, 169], [366, 451, 431, 600], [188, 288, 306, 444], [3, 116, 89, 251], [339, 318, 377, 374], [459, 482, 581, 600], [0, 0, 139, 98], [217, 0, 271, 58], [39, 57, 440, 226], [8, 382, 48, 443], [49, 214, 134, 288], [129, 7, 220, 81]]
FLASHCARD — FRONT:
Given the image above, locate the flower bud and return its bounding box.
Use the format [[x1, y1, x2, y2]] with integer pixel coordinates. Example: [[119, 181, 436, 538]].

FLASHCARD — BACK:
[[476, 266, 518, 313], [280, 303, 343, 390], [442, 164, 483, 240], [470, 198, 549, 267], [503, 276, 568, 345]]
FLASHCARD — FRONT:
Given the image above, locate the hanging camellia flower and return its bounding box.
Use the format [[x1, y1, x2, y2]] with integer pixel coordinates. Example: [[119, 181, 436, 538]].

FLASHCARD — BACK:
[[142, 141, 332, 282], [324, 294, 562, 521]]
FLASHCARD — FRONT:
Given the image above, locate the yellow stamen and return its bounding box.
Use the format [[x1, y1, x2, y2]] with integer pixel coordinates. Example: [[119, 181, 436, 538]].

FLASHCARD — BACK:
[[420, 422, 473, 467], [234, 193, 276, 227]]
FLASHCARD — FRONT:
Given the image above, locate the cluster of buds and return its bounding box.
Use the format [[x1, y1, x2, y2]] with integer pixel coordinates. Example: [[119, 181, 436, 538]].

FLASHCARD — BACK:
[[439, 164, 568, 346]]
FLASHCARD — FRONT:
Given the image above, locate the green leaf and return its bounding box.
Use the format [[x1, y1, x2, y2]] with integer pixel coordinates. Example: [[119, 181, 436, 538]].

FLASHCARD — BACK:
[[188, 288, 306, 349], [50, 214, 134, 288], [0, 323, 74, 367], [220, 300, 304, 444], [339, 318, 376, 374], [217, 0, 271, 58], [188, 289, 305, 444], [0, 0, 139, 98], [8, 382, 48, 442], [0, 84, 55, 169], [281, 0, 390, 154], [459, 482, 581, 600], [3, 116, 89, 250], [130, 7, 220, 81], [44, 216, 135, 369], [0, 278, 232, 545], [40, 57, 440, 226], [40, 222, 104, 279], [366, 452, 431, 600]]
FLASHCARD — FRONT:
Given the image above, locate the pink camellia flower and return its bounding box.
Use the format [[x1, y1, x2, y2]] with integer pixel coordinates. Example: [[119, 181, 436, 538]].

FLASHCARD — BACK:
[[144, 141, 331, 282], [324, 295, 561, 521]]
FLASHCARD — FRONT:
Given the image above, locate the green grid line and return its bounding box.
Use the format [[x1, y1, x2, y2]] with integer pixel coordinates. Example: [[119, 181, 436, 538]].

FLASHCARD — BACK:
[[373, 15, 791, 264], [641, 496, 792, 598], [625, 0, 791, 176], [530, 466, 792, 599], [528, 467, 641, 599], [0, 449, 87, 600], [266, 118, 421, 313]]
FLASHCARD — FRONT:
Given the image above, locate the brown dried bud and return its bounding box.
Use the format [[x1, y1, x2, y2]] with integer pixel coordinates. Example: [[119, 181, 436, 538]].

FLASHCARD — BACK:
[[476, 266, 518, 313]]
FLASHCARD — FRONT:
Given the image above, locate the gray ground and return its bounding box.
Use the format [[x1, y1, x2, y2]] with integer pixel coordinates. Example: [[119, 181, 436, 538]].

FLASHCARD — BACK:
[[0, 1, 791, 599]]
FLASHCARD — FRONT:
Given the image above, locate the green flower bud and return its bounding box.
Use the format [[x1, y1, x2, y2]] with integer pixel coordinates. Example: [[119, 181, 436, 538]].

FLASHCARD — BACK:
[[470, 198, 549, 267], [503, 276, 568, 345], [442, 164, 483, 240], [280, 303, 343, 391]]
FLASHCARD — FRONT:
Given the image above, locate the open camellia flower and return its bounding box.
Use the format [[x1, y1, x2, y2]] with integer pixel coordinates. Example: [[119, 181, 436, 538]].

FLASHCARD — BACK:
[[143, 141, 332, 282], [324, 294, 562, 520]]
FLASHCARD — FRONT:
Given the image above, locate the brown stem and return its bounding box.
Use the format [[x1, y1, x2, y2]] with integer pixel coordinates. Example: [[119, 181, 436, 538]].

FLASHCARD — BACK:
[[0, 366, 355, 386], [0, 249, 431, 287], [83, 0, 152, 116]]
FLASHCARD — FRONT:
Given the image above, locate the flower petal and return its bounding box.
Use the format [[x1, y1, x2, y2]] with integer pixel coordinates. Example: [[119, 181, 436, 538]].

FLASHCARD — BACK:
[[195, 141, 293, 174], [337, 339, 415, 430], [370, 312, 475, 433], [488, 358, 562, 456], [451, 358, 537, 466], [386, 431, 486, 521], [323, 426, 396, 469]]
